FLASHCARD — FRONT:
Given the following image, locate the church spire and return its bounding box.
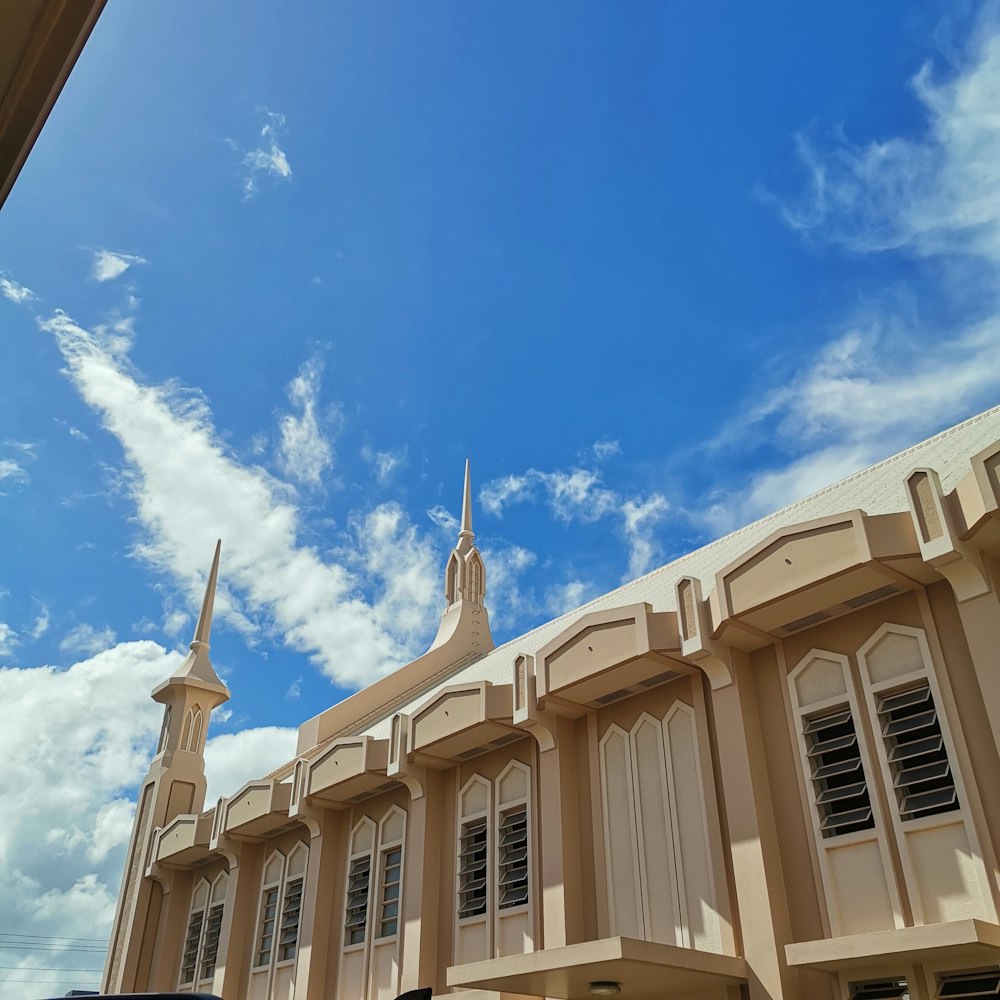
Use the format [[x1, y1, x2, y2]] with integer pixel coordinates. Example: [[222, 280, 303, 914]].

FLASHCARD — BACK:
[[459, 458, 474, 545], [192, 538, 221, 648], [445, 461, 486, 606]]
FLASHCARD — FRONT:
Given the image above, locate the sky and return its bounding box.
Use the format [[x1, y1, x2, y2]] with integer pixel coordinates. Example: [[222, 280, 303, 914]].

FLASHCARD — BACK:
[[2, 0, 1000, 994]]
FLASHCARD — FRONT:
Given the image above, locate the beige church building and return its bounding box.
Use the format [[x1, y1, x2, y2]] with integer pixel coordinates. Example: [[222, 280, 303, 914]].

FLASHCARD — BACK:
[[103, 407, 1000, 1000]]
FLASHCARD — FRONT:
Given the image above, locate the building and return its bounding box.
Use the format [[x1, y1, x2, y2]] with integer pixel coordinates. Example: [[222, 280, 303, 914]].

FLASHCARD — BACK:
[[103, 409, 1000, 1000]]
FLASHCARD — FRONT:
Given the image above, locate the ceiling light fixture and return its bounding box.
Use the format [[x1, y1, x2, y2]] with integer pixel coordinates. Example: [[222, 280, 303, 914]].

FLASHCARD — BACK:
[[588, 983, 622, 997]]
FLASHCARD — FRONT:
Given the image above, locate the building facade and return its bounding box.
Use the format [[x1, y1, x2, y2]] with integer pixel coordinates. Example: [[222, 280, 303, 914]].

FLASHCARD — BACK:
[[103, 415, 1000, 1000]]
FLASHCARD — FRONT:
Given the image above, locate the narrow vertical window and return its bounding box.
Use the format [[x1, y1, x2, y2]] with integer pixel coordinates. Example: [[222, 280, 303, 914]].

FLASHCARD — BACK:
[[199, 902, 224, 980], [877, 683, 958, 821], [278, 878, 304, 962], [497, 806, 528, 908], [803, 707, 875, 837], [458, 817, 488, 918], [344, 856, 371, 945], [255, 887, 279, 967], [377, 847, 402, 938], [180, 908, 204, 985]]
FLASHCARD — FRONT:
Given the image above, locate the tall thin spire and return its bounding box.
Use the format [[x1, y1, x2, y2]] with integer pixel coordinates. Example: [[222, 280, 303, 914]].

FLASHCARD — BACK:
[[192, 539, 221, 648], [459, 458, 474, 540]]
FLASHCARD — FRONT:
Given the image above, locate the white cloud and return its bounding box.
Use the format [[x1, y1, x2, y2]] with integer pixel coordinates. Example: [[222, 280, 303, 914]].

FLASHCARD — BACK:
[[0, 642, 302, 994], [285, 676, 302, 701], [480, 543, 538, 630], [699, 12, 1000, 532], [621, 494, 670, 579], [204, 726, 298, 802], [481, 462, 670, 581], [362, 445, 407, 483], [0, 273, 35, 304], [591, 438, 621, 461], [545, 579, 594, 615], [39, 308, 435, 688], [241, 109, 293, 198], [59, 623, 117, 657], [427, 504, 459, 534], [90, 249, 147, 283], [29, 605, 50, 640], [277, 356, 335, 488], [0, 623, 17, 659], [0, 458, 29, 484]]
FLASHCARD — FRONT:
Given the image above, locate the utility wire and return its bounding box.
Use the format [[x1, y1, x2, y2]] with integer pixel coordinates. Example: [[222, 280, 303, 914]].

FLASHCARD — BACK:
[[0, 934, 107, 944], [0, 966, 102, 973], [0, 945, 106, 954], [0, 978, 101, 984]]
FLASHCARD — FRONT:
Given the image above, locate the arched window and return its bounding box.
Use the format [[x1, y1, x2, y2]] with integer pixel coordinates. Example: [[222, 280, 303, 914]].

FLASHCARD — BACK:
[[179, 879, 210, 987]]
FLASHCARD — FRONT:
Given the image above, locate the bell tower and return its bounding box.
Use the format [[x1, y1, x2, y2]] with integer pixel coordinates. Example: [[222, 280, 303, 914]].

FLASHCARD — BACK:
[[102, 541, 231, 994]]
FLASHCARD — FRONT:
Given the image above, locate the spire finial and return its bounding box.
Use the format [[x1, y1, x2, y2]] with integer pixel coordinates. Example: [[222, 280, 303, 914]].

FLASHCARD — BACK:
[[192, 539, 221, 648], [459, 458, 474, 541]]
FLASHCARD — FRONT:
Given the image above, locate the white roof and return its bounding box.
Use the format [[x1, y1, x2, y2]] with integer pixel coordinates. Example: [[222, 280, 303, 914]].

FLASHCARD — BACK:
[[362, 404, 1000, 739]]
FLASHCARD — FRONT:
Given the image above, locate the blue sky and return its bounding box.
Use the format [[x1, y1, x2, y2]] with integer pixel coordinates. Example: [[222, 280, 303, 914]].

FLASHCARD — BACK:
[[2, 1, 1000, 991]]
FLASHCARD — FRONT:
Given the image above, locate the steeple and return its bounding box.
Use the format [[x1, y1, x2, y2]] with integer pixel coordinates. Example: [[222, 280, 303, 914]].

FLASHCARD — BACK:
[[104, 541, 230, 995], [154, 539, 229, 697], [444, 460, 487, 607]]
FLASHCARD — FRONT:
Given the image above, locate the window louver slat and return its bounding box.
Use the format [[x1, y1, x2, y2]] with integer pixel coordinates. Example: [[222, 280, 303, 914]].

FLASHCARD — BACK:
[[458, 816, 488, 918], [255, 887, 278, 967], [803, 707, 875, 839], [937, 968, 1000, 997], [344, 857, 371, 945], [278, 878, 303, 961], [849, 977, 909, 1000], [180, 909, 204, 984], [378, 847, 402, 938], [498, 806, 528, 910], [877, 682, 959, 823], [199, 903, 224, 981]]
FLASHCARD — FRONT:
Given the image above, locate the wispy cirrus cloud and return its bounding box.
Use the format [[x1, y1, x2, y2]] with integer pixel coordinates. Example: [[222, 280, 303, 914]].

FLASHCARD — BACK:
[[481, 464, 669, 580], [698, 9, 1000, 532], [0, 273, 36, 304], [90, 249, 147, 283], [240, 109, 293, 199], [59, 623, 117, 657], [277, 356, 337, 489]]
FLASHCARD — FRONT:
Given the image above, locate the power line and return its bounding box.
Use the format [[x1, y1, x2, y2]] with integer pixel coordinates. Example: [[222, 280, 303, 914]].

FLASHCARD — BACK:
[[0, 966, 102, 973], [0, 978, 101, 985], [0, 934, 107, 944], [0, 945, 106, 954]]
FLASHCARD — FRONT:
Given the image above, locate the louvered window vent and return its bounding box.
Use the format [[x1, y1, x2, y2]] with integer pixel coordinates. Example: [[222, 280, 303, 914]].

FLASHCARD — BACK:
[[255, 887, 278, 967], [803, 707, 875, 838], [850, 978, 910, 1000], [878, 683, 959, 822], [278, 877, 303, 962], [937, 969, 1000, 997], [457, 817, 488, 918], [344, 856, 371, 945], [199, 903, 224, 980], [498, 806, 529, 909], [180, 908, 204, 984]]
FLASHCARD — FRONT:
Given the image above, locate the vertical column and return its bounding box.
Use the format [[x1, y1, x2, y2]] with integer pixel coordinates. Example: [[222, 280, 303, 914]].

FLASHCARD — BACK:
[[297, 810, 344, 1000], [147, 869, 189, 991], [214, 841, 262, 1000], [398, 769, 443, 993], [711, 651, 800, 1000], [537, 717, 584, 949]]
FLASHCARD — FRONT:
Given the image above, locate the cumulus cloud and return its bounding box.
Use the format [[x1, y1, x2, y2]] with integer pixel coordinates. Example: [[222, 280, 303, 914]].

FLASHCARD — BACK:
[[241, 109, 293, 198], [277, 356, 336, 488], [0, 458, 29, 485], [0, 642, 303, 994], [39, 309, 437, 688], [59, 623, 117, 657], [0, 273, 36, 304], [90, 250, 147, 283], [480, 543, 538, 630], [621, 494, 670, 579], [0, 623, 17, 658], [204, 726, 298, 802]]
